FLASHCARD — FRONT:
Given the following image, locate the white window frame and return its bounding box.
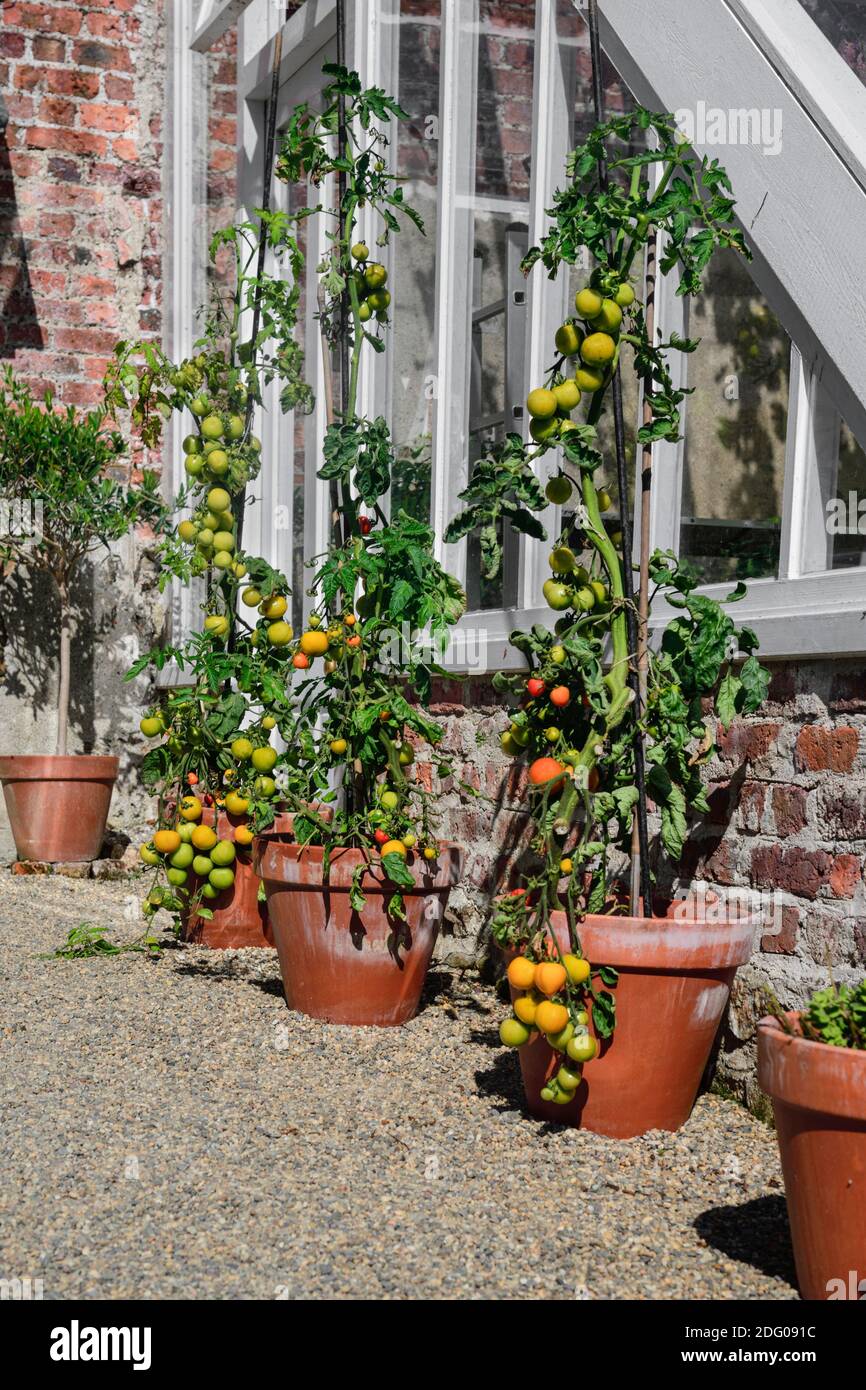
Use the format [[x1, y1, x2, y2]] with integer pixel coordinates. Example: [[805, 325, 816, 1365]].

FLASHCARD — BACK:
[[188, 0, 866, 676]]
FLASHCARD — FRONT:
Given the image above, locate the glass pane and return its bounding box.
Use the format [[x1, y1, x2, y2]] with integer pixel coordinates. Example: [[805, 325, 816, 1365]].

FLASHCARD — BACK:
[[465, 0, 535, 609], [387, 0, 441, 526], [797, 1, 866, 87], [830, 420, 866, 569], [555, 0, 642, 534], [678, 249, 791, 584]]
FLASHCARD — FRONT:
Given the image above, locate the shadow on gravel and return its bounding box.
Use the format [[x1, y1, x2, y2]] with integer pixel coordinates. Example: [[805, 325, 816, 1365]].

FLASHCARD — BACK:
[[694, 1196, 797, 1288], [474, 1051, 527, 1114], [172, 959, 285, 997]]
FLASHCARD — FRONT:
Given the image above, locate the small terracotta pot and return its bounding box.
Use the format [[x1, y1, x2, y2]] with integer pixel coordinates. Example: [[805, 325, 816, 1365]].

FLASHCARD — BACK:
[[758, 1014, 866, 1301], [512, 906, 755, 1138], [0, 754, 118, 863], [254, 838, 463, 1026], [180, 807, 311, 950]]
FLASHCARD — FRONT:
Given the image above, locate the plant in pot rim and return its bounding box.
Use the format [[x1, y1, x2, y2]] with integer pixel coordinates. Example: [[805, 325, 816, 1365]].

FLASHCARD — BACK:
[[446, 109, 771, 1134], [758, 980, 866, 1300], [0, 369, 164, 863], [251, 64, 469, 1026], [105, 212, 316, 945]]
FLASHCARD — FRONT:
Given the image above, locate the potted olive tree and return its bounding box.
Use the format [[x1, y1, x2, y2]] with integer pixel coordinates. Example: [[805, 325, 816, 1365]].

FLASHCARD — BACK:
[[447, 110, 770, 1136], [252, 66, 467, 1027], [759, 982, 866, 1301], [0, 370, 163, 863], [105, 212, 314, 948]]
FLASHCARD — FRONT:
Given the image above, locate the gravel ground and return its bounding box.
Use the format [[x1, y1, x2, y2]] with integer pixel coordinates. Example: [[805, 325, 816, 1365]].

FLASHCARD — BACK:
[[0, 873, 797, 1300]]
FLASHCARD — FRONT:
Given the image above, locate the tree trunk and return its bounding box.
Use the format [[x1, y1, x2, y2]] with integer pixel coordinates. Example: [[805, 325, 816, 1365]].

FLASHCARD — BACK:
[[56, 578, 71, 757]]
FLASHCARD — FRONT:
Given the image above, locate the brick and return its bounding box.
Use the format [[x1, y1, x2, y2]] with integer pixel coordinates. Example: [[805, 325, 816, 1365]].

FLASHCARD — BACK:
[[829, 854, 862, 899], [47, 156, 82, 182], [829, 670, 866, 713], [54, 326, 120, 352], [46, 67, 101, 97], [0, 33, 27, 58], [794, 724, 860, 773], [71, 40, 132, 72], [37, 96, 77, 125], [112, 138, 138, 162], [80, 101, 134, 132], [751, 844, 832, 900], [105, 74, 134, 101], [13, 63, 42, 90], [737, 781, 766, 833], [4, 4, 83, 35], [26, 127, 108, 157], [85, 10, 135, 40], [717, 721, 780, 766], [5, 92, 34, 120], [818, 787, 866, 840], [38, 212, 76, 238], [761, 904, 799, 955], [770, 785, 808, 838]]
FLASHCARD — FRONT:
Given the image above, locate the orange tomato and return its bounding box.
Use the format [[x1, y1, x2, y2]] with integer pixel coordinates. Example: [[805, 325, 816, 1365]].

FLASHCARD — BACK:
[[153, 829, 181, 855], [513, 993, 540, 1026], [535, 1000, 569, 1035], [293, 652, 310, 669], [550, 686, 571, 708], [507, 956, 537, 991], [234, 824, 254, 846], [535, 961, 567, 997]]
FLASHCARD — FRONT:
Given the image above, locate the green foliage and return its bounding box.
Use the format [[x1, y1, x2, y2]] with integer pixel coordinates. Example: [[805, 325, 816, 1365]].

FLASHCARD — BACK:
[[41, 922, 162, 961], [802, 979, 866, 1050], [445, 433, 547, 579], [0, 369, 166, 582]]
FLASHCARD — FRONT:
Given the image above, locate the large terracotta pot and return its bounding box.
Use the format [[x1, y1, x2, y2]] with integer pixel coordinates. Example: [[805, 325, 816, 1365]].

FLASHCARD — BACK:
[[180, 808, 299, 949], [758, 1014, 866, 1301], [253, 838, 463, 1026], [513, 906, 755, 1138], [0, 754, 118, 863]]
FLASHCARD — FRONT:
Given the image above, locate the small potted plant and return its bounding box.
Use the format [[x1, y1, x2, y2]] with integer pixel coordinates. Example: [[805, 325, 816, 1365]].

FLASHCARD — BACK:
[[447, 110, 770, 1136], [105, 213, 315, 946], [0, 370, 163, 863], [758, 981, 866, 1301], [252, 66, 466, 1027]]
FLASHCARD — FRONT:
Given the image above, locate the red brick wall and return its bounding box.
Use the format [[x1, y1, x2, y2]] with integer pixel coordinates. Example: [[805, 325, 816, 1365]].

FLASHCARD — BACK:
[[0, 2, 239, 409], [1, 0, 166, 407]]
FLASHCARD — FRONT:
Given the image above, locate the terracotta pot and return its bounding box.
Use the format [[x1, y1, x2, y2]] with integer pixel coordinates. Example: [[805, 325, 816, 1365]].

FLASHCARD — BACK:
[[254, 838, 463, 1026], [180, 808, 305, 950], [0, 754, 118, 863], [758, 1014, 866, 1301], [512, 906, 756, 1138]]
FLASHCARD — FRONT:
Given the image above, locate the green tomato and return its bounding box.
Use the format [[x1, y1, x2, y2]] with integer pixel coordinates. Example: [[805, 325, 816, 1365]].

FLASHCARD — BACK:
[[169, 842, 195, 870], [166, 867, 188, 886], [139, 843, 159, 866], [192, 855, 214, 877], [209, 866, 235, 892], [567, 1033, 598, 1064], [379, 789, 399, 812], [201, 882, 219, 900], [210, 840, 237, 868], [176, 822, 196, 844]]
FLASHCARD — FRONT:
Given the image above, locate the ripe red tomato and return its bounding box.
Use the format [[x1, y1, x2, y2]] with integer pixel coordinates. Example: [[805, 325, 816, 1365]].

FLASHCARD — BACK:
[[373, 828, 389, 846], [187, 772, 199, 786], [293, 652, 310, 669], [528, 757, 566, 790], [550, 685, 571, 708], [359, 516, 373, 535], [526, 677, 546, 698]]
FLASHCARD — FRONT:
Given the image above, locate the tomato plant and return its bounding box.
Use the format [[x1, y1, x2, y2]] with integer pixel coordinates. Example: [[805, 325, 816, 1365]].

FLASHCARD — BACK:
[[448, 109, 771, 1102]]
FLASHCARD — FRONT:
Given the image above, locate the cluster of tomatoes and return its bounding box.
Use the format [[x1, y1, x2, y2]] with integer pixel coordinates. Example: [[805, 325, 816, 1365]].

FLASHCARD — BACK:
[[366, 781, 439, 870], [139, 792, 246, 904], [176, 486, 247, 599], [542, 540, 612, 619], [500, 951, 599, 1105], [525, 279, 635, 445], [350, 242, 391, 323], [181, 403, 261, 496]]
